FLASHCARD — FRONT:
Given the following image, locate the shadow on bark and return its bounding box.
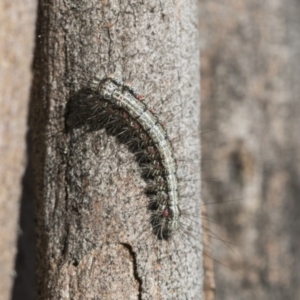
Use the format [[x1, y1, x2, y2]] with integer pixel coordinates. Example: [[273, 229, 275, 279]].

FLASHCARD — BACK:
[[11, 132, 37, 300]]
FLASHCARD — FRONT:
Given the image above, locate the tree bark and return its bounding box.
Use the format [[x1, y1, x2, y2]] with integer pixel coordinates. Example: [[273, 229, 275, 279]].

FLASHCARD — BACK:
[[200, 0, 300, 299], [0, 1, 37, 300], [31, 1, 202, 299]]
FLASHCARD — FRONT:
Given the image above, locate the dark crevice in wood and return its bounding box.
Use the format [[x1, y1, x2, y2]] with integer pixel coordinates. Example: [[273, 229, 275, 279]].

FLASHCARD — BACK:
[[120, 243, 142, 300]]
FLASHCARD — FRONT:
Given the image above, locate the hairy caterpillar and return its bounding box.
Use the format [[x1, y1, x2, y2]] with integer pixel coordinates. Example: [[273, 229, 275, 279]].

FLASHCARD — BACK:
[[89, 75, 181, 241], [66, 74, 203, 299]]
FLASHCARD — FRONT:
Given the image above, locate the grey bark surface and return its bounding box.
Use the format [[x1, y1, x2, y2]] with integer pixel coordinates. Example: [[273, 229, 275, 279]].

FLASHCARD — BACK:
[[0, 1, 37, 300], [200, 0, 300, 299], [30, 1, 202, 299]]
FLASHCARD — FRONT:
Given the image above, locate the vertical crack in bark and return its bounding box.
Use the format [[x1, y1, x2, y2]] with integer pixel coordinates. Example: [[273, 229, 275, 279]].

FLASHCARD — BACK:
[[120, 243, 142, 300]]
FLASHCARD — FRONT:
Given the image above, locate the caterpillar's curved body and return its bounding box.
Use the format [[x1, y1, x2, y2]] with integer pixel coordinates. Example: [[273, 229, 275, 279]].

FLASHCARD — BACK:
[[90, 76, 180, 240]]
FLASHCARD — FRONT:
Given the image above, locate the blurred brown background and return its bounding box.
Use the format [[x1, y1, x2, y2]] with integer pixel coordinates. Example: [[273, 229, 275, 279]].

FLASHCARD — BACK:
[[200, 1, 300, 300], [6, 1, 300, 299]]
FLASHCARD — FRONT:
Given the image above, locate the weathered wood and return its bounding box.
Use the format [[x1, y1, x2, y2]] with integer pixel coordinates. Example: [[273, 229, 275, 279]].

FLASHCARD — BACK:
[[0, 1, 37, 300], [200, 0, 300, 299], [31, 1, 202, 299]]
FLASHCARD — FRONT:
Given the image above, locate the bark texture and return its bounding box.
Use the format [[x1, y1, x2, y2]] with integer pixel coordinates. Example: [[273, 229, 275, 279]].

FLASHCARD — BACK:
[[0, 1, 37, 300], [31, 1, 202, 299], [200, 1, 300, 299]]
